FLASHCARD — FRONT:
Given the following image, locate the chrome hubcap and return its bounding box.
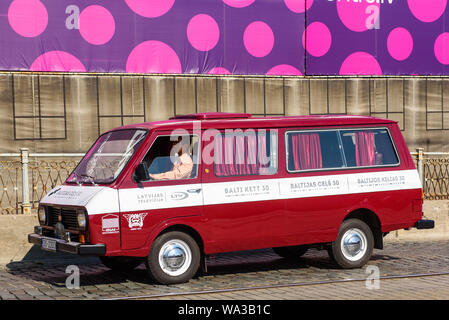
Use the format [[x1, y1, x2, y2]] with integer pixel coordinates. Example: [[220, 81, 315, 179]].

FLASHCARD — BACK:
[[341, 228, 367, 262], [159, 240, 192, 277]]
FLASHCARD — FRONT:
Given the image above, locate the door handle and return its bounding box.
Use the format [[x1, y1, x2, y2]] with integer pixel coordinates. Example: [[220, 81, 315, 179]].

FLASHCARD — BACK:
[[187, 188, 202, 194]]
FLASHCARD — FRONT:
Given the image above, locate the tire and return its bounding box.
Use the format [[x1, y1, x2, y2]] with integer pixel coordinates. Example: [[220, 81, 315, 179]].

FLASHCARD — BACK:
[[146, 231, 200, 285], [329, 219, 374, 269], [99, 256, 144, 272], [273, 245, 309, 259]]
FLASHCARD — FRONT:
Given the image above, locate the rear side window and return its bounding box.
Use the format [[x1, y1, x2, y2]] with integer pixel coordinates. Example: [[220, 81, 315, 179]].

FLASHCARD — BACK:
[[214, 130, 278, 177], [340, 129, 399, 167], [286, 128, 399, 172], [286, 131, 344, 171]]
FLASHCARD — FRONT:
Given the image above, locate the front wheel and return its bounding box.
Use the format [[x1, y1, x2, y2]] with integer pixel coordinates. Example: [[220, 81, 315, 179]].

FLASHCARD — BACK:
[[329, 219, 374, 269], [146, 231, 200, 285]]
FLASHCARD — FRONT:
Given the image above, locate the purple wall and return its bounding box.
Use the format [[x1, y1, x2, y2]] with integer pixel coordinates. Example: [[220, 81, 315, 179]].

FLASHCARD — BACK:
[[307, 0, 449, 75], [1, 0, 448, 76]]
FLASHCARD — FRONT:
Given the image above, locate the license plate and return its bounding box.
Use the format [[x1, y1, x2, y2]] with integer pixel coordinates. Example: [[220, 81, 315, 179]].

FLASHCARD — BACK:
[[41, 238, 57, 252]]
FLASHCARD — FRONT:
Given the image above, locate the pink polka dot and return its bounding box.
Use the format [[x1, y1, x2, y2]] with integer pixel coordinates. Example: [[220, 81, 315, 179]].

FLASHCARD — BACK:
[[244, 21, 275, 58], [387, 28, 413, 61], [8, 0, 48, 38], [223, 0, 256, 8], [79, 6, 115, 46], [337, 1, 380, 32], [339, 52, 382, 75], [126, 41, 182, 74], [434, 33, 449, 65], [302, 22, 332, 57], [208, 67, 231, 75], [125, 0, 175, 18], [29, 51, 86, 72], [284, 0, 314, 13], [187, 14, 220, 52], [408, 0, 447, 23], [266, 64, 302, 76]]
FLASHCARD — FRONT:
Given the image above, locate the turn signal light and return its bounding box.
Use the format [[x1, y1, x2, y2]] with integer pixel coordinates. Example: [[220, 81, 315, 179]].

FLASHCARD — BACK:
[[79, 234, 85, 244]]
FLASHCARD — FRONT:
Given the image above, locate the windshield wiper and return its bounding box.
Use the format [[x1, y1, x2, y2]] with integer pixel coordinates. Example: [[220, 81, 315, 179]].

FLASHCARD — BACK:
[[70, 173, 82, 186], [80, 174, 98, 186]]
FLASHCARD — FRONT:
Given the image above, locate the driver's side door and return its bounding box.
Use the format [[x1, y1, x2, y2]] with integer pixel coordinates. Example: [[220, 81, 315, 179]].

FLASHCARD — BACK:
[[118, 131, 203, 250]]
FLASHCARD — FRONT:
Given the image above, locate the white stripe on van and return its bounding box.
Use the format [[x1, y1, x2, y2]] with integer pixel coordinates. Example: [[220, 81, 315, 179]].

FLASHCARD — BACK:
[[118, 183, 203, 213], [41, 169, 421, 215], [118, 169, 421, 214], [203, 169, 421, 206]]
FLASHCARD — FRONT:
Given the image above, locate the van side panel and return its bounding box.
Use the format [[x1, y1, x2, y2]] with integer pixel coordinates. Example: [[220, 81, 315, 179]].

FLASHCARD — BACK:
[[198, 178, 421, 254], [282, 123, 422, 246], [111, 121, 423, 256], [200, 200, 289, 253], [197, 123, 423, 254], [200, 128, 288, 254]]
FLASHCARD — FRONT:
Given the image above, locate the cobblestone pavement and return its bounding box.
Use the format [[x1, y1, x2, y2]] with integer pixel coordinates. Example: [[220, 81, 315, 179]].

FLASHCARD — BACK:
[[146, 274, 449, 300], [1, 240, 449, 300]]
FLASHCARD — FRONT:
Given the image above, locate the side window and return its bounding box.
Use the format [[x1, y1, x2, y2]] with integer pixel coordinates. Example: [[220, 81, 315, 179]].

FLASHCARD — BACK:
[[141, 134, 199, 181], [340, 129, 399, 167], [214, 130, 278, 177], [286, 130, 344, 171]]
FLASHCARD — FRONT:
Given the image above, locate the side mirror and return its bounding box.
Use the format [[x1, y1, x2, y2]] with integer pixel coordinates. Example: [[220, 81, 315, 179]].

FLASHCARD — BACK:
[[134, 162, 149, 183]]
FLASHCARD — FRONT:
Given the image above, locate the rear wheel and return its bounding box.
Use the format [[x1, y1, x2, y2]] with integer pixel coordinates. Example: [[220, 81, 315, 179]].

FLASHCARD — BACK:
[[146, 231, 200, 285], [99, 256, 144, 272], [273, 245, 309, 259], [329, 219, 374, 269]]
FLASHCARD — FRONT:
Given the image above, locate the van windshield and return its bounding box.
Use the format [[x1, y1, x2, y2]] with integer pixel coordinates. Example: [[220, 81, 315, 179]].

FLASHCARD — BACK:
[[67, 129, 147, 184]]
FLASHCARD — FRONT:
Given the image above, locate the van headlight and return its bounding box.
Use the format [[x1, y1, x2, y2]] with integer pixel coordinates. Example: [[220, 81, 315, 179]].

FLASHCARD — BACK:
[[77, 211, 87, 229], [38, 206, 46, 225]]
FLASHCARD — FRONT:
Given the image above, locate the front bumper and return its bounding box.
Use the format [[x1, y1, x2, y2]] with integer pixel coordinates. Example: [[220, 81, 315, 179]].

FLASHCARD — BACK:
[[414, 219, 435, 230], [28, 233, 106, 256]]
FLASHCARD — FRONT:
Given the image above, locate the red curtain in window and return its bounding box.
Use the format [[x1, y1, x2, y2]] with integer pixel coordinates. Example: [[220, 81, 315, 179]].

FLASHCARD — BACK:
[[355, 131, 375, 166], [224, 134, 237, 176], [258, 133, 268, 168], [291, 133, 322, 170], [214, 133, 267, 176], [246, 134, 258, 175], [235, 135, 246, 175], [214, 134, 225, 176]]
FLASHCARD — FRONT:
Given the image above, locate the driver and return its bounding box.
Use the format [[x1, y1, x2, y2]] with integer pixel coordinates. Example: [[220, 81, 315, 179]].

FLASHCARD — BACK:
[[149, 137, 193, 180]]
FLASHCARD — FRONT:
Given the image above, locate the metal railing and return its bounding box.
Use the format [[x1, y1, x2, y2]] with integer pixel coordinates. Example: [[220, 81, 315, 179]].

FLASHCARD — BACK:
[[0, 149, 83, 214], [412, 148, 449, 200]]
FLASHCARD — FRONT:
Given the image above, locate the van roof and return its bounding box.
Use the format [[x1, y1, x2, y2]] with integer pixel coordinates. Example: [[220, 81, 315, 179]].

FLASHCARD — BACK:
[[106, 113, 397, 133]]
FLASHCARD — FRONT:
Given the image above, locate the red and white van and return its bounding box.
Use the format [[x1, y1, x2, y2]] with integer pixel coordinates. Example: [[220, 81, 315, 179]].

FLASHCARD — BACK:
[[29, 113, 434, 284]]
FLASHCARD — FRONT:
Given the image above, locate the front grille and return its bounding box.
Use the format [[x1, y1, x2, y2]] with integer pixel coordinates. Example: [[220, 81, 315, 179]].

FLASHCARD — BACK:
[[46, 206, 82, 242], [47, 206, 79, 230]]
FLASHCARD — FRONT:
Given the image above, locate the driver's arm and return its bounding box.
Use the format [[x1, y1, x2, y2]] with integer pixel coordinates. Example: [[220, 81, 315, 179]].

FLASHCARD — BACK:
[[149, 154, 193, 180]]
